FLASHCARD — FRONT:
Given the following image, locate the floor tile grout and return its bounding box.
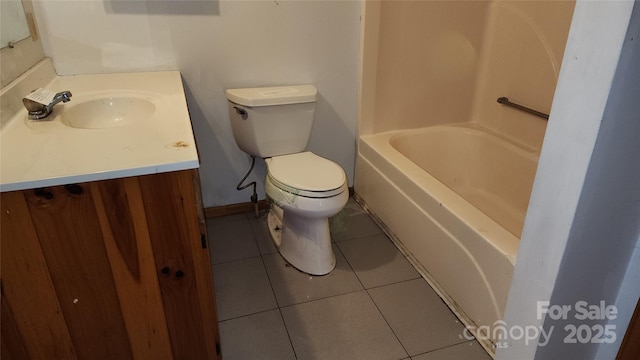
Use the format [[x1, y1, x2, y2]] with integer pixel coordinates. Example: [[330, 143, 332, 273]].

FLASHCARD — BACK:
[[218, 306, 279, 323], [364, 277, 425, 292], [363, 283, 412, 359], [246, 209, 304, 358], [210, 253, 263, 267], [277, 287, 367, 310], [410, 338, 480, 358], [333, 232, 386, 244], [257, 246, 300, 360]]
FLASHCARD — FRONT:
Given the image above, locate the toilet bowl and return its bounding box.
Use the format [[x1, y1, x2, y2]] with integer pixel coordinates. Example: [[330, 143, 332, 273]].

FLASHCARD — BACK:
[[264, 152, 348, 275]]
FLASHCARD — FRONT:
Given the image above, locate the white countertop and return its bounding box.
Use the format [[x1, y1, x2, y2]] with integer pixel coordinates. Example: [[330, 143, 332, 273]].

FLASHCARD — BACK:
[[0, 60, 199, 192]]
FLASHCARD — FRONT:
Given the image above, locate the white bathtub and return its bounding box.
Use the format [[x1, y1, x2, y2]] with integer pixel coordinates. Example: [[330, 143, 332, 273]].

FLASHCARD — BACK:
[[355, 123, 539, 349]]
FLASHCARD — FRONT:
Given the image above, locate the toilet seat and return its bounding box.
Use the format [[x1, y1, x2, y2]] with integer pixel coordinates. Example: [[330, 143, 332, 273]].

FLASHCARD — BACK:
[[266, 152, 346, 198]]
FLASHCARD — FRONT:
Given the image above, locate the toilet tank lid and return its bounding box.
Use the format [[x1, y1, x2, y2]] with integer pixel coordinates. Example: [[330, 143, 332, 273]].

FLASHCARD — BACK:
[[226, 85, 317, 107]]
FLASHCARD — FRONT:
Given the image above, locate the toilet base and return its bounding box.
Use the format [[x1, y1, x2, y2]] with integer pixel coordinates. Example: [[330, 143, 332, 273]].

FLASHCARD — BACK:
[[267, 205, 336, 276]]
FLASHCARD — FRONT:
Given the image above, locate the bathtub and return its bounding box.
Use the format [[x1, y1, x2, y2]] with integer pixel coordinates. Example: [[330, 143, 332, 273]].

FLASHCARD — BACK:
[[354, 123, 539, 350]]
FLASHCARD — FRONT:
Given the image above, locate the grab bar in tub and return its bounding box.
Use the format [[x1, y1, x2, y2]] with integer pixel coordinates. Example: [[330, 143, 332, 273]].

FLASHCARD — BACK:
[[497, 97, 549, 120]]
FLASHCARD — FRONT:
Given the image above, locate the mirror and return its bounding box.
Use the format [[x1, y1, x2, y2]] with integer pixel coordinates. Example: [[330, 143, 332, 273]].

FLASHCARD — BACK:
[[1, 0, 31, 49]]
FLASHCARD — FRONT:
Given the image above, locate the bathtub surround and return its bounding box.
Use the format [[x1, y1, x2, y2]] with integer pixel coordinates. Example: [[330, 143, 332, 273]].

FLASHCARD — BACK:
[[368, 0, 489, 133], [31, 0, 360, 207], [361, 0, 574, 149], [470, 0, 575, 150]]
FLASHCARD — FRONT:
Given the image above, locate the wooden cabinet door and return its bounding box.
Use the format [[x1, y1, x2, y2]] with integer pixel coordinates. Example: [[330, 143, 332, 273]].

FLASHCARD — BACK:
[[90, 178, 174, 360], [1, 191, 77, 360], [139, 170, 221, 360]]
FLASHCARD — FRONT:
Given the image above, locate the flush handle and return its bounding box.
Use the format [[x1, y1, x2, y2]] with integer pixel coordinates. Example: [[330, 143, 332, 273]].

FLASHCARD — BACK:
[[233, 106, 248, 119]]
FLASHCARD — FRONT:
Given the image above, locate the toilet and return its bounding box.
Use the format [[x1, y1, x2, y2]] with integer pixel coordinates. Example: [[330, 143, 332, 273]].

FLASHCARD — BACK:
[[226, 85, 348, 275]]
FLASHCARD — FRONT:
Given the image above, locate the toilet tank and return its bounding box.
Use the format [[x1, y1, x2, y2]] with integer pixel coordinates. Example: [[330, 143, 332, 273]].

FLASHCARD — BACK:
[[226, 85, 317, 158]]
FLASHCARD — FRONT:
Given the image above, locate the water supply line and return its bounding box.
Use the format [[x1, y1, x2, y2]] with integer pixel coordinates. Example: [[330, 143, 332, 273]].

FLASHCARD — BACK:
[[236, 155, 259, 218]]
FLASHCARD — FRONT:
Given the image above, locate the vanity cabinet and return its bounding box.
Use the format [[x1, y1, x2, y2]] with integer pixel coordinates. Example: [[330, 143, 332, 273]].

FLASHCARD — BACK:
[[1, 169, 221, 360]]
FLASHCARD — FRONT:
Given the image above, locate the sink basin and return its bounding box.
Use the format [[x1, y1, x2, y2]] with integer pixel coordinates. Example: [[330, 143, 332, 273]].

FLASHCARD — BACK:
[[61, 97, 156, 129]]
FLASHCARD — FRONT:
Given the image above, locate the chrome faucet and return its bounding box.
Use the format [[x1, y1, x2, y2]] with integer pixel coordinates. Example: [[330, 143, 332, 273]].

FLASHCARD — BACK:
[[23, 91, 72, 120]]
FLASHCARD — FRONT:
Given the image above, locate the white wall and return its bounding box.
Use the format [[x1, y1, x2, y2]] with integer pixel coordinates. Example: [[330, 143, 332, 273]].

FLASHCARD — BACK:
[[33, 0, 361, 207], [496, 1, 638, 359]]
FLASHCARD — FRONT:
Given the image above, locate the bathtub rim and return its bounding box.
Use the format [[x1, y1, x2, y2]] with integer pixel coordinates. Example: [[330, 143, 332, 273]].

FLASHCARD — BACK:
[[388, 122, 541, 161]]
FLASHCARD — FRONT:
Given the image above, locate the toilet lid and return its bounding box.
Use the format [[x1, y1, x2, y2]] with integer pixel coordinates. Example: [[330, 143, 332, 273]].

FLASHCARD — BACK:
[[267, 152, 346, 195]]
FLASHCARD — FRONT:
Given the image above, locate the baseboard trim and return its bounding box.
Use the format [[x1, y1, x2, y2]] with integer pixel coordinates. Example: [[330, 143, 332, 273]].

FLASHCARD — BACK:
[[204, 200, 270, 218]]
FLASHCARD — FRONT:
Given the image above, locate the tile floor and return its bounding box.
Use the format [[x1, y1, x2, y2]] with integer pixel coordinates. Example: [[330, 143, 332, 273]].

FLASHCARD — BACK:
[[207, 198, 492, 360]]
